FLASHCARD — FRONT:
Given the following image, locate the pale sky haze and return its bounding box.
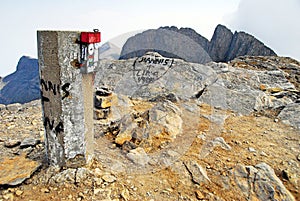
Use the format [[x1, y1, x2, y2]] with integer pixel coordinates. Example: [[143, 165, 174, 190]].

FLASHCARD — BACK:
[[0, 0, 299, 77]]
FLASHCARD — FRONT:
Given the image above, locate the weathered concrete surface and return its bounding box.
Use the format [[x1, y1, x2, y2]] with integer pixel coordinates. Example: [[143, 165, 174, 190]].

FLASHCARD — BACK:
[[37, 31, 94, 167]]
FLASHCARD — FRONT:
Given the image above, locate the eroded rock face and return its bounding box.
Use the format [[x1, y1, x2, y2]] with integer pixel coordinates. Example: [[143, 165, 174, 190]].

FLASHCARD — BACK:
[[120, 28, 212, 64], [233, 163, 295, 201], [199, 56, 300, 119], [121, 25, 276, 63]]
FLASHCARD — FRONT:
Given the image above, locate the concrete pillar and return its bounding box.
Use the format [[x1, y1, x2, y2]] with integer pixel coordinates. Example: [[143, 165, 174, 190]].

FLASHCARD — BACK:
[[37, 31, 94, 168]]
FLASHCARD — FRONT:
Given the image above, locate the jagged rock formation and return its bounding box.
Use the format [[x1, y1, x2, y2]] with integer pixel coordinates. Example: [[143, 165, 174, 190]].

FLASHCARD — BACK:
[[0, 56, 40, 104], [120, 24, 276, 63], [119, 28, 212, 64]]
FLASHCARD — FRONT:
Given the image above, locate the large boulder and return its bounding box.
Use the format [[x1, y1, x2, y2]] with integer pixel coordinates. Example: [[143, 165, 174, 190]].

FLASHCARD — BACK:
[[96, 52, 216, 100]]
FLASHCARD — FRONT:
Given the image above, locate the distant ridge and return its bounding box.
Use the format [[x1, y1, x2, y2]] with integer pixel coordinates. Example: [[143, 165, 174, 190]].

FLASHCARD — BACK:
[[0, 56, 40, 105], [120, 24, 276, 63]]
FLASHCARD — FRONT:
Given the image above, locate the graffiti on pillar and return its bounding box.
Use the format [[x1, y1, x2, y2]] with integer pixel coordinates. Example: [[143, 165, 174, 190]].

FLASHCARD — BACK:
[[40, 78, 71, 134], [44, 117, 64, 134], [133, 52, 174, 85], [40, 79, 71, 101]]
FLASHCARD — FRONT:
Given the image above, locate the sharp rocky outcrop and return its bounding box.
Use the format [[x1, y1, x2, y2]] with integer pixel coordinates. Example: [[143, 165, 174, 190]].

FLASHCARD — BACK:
[[0, 56, 40, 105], [119, 28, 212, 64], [120, 24, 276, 63]]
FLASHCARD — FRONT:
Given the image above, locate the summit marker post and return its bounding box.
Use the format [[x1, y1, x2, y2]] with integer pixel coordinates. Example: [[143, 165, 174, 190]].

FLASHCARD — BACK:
[[37, 30, 100, 167]]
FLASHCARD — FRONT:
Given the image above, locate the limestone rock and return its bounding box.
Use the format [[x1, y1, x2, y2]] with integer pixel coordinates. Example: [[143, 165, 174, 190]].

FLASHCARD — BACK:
[[200, 59, 297, 115], [49, 169, 76, 185], [126, 147, 150, 166], [161, 26, 210, 52], [102, 174, 116, 183], [75, 168, 93, 184], [20, 138, 39, 148], [148, 100, 182, 140], [233, 163, 295, 201], [184, 160, 210, 184], [226, 31, 276, 61], [15, 190, 23, 196], [0, 104, 6, 111], [99, 41, 121, 60], [278, 103, 300, 129], [115, 126, 135, 146], [200, 136, 232, 158], [210, 137, 232, 151], [208, 24, 234, 62], [4, 139, 21, 148], [6, 103, 22, 111], [0, 154, 41, 186], [115, 115, 137, 145]]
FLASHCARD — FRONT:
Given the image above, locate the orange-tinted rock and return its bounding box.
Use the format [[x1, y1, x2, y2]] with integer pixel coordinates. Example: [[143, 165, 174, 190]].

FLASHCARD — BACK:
[[0, 154, 41, 186]]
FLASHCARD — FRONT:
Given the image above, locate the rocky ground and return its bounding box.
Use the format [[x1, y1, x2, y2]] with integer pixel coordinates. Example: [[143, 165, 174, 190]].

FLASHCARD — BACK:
[[0, 98, 299, 201], [1, 55, 300, 201]]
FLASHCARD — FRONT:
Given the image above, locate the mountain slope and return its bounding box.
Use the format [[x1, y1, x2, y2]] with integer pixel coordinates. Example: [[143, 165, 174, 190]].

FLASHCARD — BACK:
[[120, 24, 277, 63], [0, 56, 40, 104], [119, 28, 212, 64]]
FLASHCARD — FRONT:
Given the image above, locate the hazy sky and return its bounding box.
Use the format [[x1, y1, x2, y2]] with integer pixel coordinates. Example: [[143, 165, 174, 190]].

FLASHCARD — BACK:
[[0, 0, 299, 77]]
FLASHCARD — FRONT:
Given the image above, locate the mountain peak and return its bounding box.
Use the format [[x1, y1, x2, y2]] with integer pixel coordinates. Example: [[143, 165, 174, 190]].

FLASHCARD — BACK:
[[16, 56, 38, 72], [120, 24, 277, 63]]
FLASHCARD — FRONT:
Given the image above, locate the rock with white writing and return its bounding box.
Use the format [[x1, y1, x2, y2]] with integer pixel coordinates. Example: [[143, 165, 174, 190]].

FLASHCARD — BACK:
[[95, 52, 216, 100]]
